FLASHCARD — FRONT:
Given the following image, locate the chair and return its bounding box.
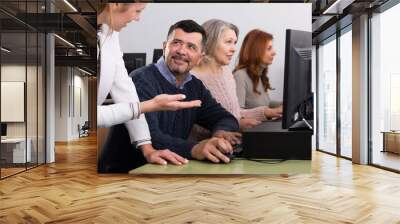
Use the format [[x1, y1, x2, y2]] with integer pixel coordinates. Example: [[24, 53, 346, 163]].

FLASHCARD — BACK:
[[79, 121, 90, 138]]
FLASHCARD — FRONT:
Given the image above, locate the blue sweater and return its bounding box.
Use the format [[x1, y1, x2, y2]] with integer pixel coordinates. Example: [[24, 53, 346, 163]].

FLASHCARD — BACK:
[[130, 64, 239, 159]]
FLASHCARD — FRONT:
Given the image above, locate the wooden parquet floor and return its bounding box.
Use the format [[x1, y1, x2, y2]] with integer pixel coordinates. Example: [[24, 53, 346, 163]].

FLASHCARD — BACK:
[[1, 135, 400, 223]]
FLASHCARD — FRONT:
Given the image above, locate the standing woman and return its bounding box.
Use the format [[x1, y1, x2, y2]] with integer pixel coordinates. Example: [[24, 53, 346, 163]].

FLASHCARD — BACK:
[[97, 3, 200, 166], [233, 29, 282, 119]]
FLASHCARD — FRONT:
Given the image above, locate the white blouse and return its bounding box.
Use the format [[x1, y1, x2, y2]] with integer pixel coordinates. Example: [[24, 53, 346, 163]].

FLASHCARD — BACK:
[[97, 24, 151, 146]]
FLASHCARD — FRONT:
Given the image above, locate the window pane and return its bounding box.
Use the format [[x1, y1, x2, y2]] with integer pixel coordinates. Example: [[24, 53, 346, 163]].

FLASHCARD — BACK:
[[1, 0, 46, 178], [371, 3, 400, 171], [38, 32, 46, 165], [27, 31, 38, 169], [318, 37, 337, 154], [340, 29, 352, 158], [1, 24, 28, 177]]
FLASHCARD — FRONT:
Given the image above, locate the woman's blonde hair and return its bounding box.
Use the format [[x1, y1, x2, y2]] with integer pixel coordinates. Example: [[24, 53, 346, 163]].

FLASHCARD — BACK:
[[97, 3, 136, 31]]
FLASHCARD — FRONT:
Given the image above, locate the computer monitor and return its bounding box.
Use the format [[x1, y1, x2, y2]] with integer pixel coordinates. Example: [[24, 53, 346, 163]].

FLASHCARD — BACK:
[[1, 123, 7, 137], [153, 49, 163, 63], [123, 53, 146, 74], [282, 29, 313, 130]]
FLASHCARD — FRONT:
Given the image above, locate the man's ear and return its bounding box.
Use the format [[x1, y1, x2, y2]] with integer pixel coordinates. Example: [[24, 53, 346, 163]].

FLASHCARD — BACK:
[[194, 52, 204, 66], [162, 41, 167, 57]]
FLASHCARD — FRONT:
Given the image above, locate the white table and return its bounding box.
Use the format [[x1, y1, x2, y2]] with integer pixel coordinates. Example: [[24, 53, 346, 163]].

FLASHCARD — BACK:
[[382, 131, 400, 154], [1, 138, 31, 163]]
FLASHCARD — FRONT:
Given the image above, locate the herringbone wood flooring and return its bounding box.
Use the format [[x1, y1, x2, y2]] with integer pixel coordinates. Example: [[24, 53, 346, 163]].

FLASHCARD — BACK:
[[1, 135, 400, 223]]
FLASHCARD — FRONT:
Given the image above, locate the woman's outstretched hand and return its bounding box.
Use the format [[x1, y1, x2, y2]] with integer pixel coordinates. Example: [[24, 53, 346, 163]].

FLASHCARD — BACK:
[[141, 94, 201, 113]]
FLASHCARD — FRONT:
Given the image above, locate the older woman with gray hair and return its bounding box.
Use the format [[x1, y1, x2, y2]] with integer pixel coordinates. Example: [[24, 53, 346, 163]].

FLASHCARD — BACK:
[[191, 19, 265, 133]]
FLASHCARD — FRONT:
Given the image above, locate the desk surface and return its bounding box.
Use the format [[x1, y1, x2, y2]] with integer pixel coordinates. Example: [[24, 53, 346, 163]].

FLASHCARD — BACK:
[[129, 159, 311, 175], [381, 131, 400, 134], [1, 138, 26, 143]]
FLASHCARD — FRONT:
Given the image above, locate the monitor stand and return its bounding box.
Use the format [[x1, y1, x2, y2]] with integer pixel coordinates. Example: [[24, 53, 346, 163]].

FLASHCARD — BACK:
[[289, 118, 313, 131]]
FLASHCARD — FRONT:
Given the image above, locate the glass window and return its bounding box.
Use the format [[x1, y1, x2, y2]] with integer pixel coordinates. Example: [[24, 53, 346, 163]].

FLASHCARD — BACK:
[[371, 2, 400, 171], [339, 28, 352, 158], [27, 31, 38, 169], [318, 36, 337, 155], [0, 0, 46, 179], [1, 18, 28, 177], [38, 32, 46, 165]]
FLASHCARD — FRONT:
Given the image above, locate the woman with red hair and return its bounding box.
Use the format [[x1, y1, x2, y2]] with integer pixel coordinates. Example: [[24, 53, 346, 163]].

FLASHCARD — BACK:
[[233, 29, 282, 119]]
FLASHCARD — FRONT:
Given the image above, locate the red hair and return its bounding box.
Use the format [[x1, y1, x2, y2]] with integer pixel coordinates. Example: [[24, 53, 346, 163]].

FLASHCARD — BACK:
[[234, 29, 273, 94]]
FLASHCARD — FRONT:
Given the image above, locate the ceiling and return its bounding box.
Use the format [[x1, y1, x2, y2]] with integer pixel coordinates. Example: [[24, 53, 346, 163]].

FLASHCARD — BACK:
[[0, 0, 393, 74], [311, 0, 390, 43], [0, 0, 97, 74]]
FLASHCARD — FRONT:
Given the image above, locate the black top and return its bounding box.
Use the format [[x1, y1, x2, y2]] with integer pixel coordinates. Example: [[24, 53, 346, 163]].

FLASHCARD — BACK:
[[131, 64, 239, 158]]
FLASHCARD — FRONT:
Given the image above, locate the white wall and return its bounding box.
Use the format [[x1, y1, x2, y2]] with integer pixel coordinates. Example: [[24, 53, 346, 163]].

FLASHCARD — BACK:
[[72, 73, 89, 138], [1, 65, 36, 138], [55, 67, 89, 141], [119, 3, 311, 101], [1, 64, 46, 164], [55, 66, 69, 141]]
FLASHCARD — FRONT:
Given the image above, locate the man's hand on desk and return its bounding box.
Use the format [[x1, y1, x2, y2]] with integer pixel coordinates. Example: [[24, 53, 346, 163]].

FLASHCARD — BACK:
[[191, 137, 232, 163], [140, 144, 188, 166], [212, 130, 241, 145]]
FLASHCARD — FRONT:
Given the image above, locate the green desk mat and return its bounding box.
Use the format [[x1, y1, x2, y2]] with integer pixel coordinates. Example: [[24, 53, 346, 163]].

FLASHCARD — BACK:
[[129, 159, 311, 175]]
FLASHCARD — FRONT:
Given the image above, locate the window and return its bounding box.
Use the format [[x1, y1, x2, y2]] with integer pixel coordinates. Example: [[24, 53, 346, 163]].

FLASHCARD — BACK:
[[0, 0, 46, 179], [370, 2, 400, 171], [339, 28, 352, 158], [317, 36, 337, 155]]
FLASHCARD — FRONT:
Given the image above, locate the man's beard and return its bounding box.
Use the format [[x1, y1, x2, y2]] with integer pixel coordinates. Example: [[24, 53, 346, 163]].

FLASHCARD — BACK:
[[169, 54, 191, 76]]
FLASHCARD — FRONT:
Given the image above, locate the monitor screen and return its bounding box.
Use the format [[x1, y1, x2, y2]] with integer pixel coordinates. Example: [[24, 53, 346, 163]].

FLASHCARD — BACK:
[[153, 49, 163, 64], [282, 29, 313, 130], [1, 123, 7, 137], [123, 53, 146, 74]]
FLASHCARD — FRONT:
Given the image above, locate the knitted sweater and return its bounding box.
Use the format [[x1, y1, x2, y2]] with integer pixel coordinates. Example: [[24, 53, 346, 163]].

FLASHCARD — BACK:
[[233, 68, 281, 110], [131, 64, 239, 159], [193, 66, 266, 121]]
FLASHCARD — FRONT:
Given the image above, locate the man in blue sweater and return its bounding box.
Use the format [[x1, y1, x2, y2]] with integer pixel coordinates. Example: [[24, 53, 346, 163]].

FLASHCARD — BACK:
[[131, 20, 240, 164]]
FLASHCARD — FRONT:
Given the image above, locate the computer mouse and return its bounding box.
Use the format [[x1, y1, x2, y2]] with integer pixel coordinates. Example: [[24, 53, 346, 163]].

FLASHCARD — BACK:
[[223, 144, 243, 161], [232, 144, 243, 154], [224, 152, 235, 161]]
